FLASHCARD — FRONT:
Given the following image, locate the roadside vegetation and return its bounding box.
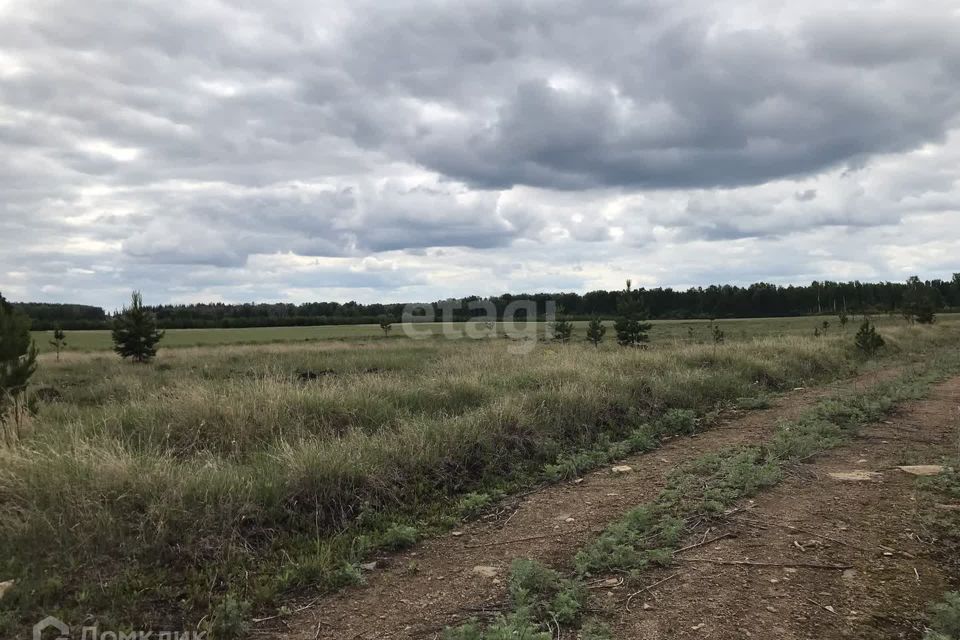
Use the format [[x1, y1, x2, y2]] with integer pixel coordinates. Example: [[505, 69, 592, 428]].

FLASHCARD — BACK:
[[917, 437, 960, 638], [0, 309, 958, 636], [446, 347, 960, 639]]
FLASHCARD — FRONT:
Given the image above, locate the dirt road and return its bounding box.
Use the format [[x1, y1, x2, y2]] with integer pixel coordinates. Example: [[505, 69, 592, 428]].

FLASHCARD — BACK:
[[605, 375, 960, 639], [264, 369, 933, 639]]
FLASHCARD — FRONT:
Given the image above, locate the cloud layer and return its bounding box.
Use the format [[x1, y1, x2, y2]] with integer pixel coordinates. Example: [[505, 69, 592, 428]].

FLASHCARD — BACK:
[[1, 0, 959, 308]]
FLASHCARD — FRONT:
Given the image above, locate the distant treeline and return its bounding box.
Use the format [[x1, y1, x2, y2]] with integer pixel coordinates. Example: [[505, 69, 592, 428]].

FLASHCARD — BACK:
[[13, 302, 108, 331], [14, 274, 960, 330]]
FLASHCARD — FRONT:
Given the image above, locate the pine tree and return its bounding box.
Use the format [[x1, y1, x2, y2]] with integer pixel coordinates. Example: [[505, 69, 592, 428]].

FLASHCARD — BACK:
[[550, 314, 574, 344], [379, 317, 393, 337], [838, 311, 849, 329], [0, 292, 37, 438], [854, 319, 885, 356], [903, 275, 937, 324], [111, 291, 164, 363], [915, 300, 936, 325], [712, 325, 725, 344], [585, 317, 606, 347], [614, 280, 651, 347], [49, 326, 66, 361]]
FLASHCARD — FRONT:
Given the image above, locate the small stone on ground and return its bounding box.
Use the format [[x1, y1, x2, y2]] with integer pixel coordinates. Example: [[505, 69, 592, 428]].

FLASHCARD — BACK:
[[471, 566, 499, 578], [897, 465, 945, 476]]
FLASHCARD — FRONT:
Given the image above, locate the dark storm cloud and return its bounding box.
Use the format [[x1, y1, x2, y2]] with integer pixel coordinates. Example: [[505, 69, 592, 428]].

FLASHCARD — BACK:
[[394, 5, 960, 189], [5, 0, 958, 194], [802, 11, 960, 68], [113, 181, 518, 266]]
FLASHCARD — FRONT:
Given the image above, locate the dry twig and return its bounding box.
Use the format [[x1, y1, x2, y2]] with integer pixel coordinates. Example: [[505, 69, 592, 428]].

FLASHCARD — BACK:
[[680, 558, 852, 569], [624, 573, 681, 611]]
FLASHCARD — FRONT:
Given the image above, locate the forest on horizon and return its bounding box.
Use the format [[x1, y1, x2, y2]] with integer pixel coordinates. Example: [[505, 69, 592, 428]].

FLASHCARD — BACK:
[[11, 274, 960, 331]]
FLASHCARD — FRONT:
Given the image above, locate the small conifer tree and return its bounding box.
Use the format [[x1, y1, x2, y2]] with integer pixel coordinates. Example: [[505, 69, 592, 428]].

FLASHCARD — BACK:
[[712, 325, 725, 344], [903, 275, 937, 324], [379, 317, 393, 337], [49, 326, 67, 361], [550, 312, 574, 344], [0, 292, 38, 440], [585, 317, 606, 347], [111, 291, 164, 363], [915, 301, 936, 324], [614, 280, 652, 347], [854, 319, 885, 356]]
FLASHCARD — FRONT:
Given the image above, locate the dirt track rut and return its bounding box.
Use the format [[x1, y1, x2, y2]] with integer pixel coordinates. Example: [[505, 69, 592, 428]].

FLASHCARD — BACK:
[[265, 369, 904, 639], [603, 374, 960, 639]]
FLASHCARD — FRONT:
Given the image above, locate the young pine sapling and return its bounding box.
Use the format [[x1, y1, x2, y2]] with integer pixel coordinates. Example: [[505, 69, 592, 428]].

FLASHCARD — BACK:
[[854, 319, 885, 356], [49, 326, 66, 361], [551, 313, 574, 344], [585, 317, 606, 347], [614, 280, 652, 347], [111, 291, 165, 363]]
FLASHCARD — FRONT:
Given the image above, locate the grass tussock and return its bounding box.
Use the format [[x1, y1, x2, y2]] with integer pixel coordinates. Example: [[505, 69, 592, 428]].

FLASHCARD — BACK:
[[0, 323, 957, 635], [444, 558, 587, 640]]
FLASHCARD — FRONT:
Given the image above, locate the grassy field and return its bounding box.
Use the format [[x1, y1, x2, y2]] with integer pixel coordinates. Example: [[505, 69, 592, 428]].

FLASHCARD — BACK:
[[30, 313, 950, 353], [2, 317, 959, 637]]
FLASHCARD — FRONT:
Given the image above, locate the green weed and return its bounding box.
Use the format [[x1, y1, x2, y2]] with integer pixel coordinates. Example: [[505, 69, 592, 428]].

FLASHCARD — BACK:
[[926, 592, 960, 639], [209, 596, 251, 640], [382, 524, 419, 551]]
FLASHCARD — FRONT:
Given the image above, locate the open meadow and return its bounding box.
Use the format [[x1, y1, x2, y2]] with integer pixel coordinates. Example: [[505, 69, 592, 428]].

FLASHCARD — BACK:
[[3, 317, 960, 637], [7, 1, 960, 636], [29, 313, 945, 353]]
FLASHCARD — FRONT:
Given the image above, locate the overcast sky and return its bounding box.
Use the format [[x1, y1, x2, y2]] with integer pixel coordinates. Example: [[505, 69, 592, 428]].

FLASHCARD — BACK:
[[1, 0, 958, 309]]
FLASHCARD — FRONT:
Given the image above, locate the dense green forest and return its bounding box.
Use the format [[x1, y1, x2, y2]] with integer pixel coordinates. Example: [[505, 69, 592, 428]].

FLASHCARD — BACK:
[[12, 274, 960, 330], [11, 302, 108, 330]]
